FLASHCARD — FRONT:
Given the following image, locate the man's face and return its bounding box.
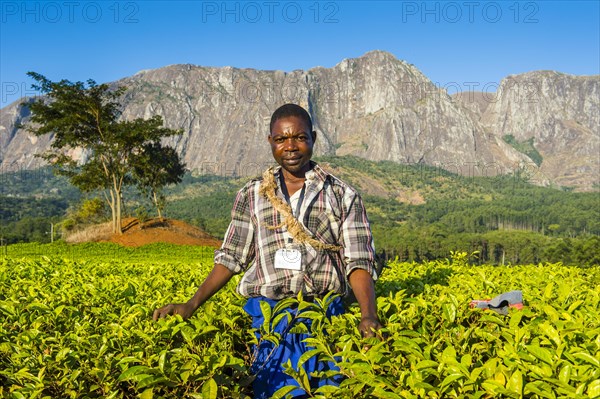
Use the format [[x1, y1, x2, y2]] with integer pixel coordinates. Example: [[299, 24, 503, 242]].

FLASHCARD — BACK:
[[268, 116, 316, 175]]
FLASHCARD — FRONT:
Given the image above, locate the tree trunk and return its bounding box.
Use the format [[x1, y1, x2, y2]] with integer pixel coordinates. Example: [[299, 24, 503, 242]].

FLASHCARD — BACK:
[[153, 191, 162, 221], [121, 191, 129, 218], [109, 190, 117, 234], [113, 175, 123, 235], [115, 188, 122, 234]]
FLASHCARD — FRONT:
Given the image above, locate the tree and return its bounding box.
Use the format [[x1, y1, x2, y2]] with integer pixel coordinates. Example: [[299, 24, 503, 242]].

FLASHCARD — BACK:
[[61, 198, 109, 233], [132, 142, 186, 220], [22, 72, 183, 234]]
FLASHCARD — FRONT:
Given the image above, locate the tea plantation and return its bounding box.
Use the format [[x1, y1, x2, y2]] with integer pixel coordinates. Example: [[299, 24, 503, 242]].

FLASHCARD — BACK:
[[1, 243, 598, 398]]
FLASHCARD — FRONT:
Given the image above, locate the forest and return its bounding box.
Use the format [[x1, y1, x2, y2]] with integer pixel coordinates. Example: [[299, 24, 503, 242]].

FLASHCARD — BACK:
[[1, 156, 598, 265]]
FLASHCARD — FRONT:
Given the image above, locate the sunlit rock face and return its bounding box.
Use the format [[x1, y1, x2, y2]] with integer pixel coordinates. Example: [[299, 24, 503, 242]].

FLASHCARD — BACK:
[[2, 51, 597, 190]]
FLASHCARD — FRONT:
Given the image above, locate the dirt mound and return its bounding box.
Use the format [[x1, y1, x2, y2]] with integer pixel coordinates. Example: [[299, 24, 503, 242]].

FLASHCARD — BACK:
[[106, 218, 222, 248]]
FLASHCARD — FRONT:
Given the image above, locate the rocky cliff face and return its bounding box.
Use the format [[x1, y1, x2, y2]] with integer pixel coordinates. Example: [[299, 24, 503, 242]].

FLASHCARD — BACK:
[[486, 71, 598, 189], [1, 51, 597, 190]]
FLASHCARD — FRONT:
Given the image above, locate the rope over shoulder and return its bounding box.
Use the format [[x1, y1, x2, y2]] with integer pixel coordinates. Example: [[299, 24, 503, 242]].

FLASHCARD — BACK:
[[259, 167, 342, 252]]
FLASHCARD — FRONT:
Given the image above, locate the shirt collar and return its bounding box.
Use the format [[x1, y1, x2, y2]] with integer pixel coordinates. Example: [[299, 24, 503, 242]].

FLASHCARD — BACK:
[[273, 161, 328, 183]]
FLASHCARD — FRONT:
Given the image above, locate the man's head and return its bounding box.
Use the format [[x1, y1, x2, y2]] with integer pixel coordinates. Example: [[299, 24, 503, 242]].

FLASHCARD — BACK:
[[269, 103, 313, 134], [268, 104, 316, 176]]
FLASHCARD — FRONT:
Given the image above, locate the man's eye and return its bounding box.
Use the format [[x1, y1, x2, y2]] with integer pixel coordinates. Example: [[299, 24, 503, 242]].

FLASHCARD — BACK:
[[274, 138, 285, 143], [296, 136, 307, 142]]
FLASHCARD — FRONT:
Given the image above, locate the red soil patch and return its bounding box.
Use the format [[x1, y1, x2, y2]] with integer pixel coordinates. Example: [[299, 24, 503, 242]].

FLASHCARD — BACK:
[[106, 217, 222, 248]]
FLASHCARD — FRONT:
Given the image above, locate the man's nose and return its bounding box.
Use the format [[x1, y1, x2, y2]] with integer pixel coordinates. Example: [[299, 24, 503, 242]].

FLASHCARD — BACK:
[[284, 137, 298, 151]]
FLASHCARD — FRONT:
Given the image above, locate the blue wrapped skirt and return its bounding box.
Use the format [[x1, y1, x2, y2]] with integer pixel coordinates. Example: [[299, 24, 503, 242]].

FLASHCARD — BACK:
[[243, 296, 345, 399]]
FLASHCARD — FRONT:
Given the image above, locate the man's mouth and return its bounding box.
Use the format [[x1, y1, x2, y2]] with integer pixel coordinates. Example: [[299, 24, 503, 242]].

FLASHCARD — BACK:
[[284, 157, 302, 164]]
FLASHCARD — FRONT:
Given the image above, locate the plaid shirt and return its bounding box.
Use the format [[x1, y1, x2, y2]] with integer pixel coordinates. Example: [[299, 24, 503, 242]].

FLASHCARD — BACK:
[[214, 162, 377, 299]]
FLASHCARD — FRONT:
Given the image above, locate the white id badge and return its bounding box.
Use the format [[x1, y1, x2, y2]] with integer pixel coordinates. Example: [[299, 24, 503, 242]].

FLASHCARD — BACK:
[[274, 247, 302, 271]]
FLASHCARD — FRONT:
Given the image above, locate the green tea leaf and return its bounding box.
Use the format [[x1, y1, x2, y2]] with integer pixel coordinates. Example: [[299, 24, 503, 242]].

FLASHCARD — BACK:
[[525, 345, 554, 365], [296, 348, 321, 369], [574, 352, 599, 368], [415, 360, 438, 370], [442, 302, 457, 323], [525, 380, 557, 399], [117, 366, 152, 382], [544, 282, 554, 300], [158, 350, 167, 374], [507, 370, 523, 396], [271, 385, 299, 399], [314, 384, 339, 395], [371, 387, 403, 399], [201, 377, 218, 399], [587, 379, 600, 398], [567, 300, 584, 313], [259, 301, 272, 332], [558, 364, 572, 384], [539, 323, 561, 347], [440, 374, 464, 391]]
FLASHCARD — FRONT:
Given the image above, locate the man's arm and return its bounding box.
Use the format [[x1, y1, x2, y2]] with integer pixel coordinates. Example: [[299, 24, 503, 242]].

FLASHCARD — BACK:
[[337, 187, 381, 337], [152, 263, 234, 321], [153, 183, 255, 321], [348, 268, 381, 337]]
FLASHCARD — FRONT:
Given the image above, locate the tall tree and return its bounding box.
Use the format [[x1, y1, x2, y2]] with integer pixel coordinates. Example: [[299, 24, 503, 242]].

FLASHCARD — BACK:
[[132, 142, 186, 220], [22, 72, 183, 234]]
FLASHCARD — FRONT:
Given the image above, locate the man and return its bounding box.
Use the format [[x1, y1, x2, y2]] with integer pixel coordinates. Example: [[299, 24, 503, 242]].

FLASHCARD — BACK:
[[153, 103, 381, 398]]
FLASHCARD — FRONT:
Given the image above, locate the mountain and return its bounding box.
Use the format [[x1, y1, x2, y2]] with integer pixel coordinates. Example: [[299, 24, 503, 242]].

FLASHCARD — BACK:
[[1, 51, 597, 190], [480, 71, 598, 189]]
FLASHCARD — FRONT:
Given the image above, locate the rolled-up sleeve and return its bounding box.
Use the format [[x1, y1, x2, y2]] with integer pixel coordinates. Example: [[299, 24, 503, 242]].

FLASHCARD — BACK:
[[339, 191, 378, 280], [214, 184, 255, 274]]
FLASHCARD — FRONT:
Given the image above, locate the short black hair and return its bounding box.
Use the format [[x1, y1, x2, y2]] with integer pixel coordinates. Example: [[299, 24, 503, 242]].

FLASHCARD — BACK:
[[269, 103, 313, 134]]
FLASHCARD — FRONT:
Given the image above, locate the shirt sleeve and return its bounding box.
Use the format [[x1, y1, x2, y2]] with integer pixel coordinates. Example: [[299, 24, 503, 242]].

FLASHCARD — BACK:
[[339, 190, 378, 280], [214, 183, 255, 274]]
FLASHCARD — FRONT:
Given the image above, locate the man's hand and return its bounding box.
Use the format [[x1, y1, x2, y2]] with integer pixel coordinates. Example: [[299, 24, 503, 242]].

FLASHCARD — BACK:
[[152, 264, 234, 322], [152, 302, 195, 321], [349, 269, 382, 338], [359, 316, 382, 338]]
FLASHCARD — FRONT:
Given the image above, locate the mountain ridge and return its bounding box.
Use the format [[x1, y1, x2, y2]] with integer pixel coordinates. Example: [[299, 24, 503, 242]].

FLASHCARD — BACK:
[[1, 50, 597, 190]]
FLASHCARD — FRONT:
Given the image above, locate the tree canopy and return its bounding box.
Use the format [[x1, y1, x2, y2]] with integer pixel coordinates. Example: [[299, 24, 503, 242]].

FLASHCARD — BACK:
[[23, 72, 185, 233], [132, 142, 186, 220]]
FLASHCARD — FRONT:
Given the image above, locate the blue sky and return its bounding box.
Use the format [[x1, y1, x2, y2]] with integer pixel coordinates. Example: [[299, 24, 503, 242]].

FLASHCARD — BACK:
[[1, 1, 599, 107]]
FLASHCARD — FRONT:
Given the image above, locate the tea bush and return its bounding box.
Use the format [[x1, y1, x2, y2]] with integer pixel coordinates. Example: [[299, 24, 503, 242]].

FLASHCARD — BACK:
[[1, 244, 598, 398]]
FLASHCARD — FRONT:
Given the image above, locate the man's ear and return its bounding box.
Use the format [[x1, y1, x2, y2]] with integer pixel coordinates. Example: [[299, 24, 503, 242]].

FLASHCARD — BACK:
[[311, 130, 317, 142]]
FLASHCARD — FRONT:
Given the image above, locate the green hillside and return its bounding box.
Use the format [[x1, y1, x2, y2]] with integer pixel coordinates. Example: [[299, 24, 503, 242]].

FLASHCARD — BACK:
[[162, 156, 599, 266], [1, 158, 598, 265]]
